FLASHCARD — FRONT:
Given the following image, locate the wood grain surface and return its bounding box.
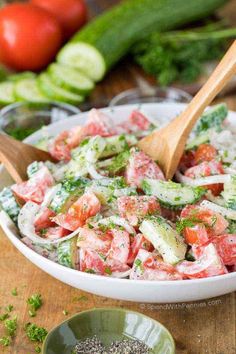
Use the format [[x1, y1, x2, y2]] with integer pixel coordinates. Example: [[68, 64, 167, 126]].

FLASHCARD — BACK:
[[0, 1, 236, 353]]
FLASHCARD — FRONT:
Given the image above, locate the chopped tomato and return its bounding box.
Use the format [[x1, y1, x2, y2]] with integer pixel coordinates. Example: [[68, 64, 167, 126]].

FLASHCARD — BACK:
[[125, 148, 165, 188], [212, 234, 236, 266], [85, 109, 116, 137], [183, 224, 209, 246], [107, 229, 130, 264], [127, 233, 152, 265], [176, 243, 227, 279], [53, 192, 101, 231], [48, 131, 71, 162], [77, 227, 112, 253], [80, 249, 106, 275], [44, 226, 70, 240], [117, 195, 160, 226], [12, 166, 54, 204], [128, 110, 151, 130], [161, 207, 180, 222], [194, 144, 217, 165], [180, 205, 228, 236], [34, 207, 56, 231], [130, 249, 183, 280], [185, 160, 224, 196], [179, 150, 196, 171]]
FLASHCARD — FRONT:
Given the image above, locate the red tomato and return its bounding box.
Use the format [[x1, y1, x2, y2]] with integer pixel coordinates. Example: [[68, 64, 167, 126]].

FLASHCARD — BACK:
[[48, 131, 72, 162], [130, 249, 183, 280], [77, 227, 112, 253], [117, 196, 160, 226], [179, 150, 196, 171], [125, 148, 165, 188], [127, 233, 152, 265], [85, 109, 117, 137], [12, 166, 54, 204], [31, 0, 88, 40], [80, 249, 106, 275], [181, 205, 228, 236], [212, 234, 236, 266], [107, 229, 130, 264], [183, 224, 209, 246], [34, 207, 56, 232], [54, 192, 101, 231], [176, 243, 227, 279], [0, 3, 62, 71], [194, 144, 217, 165], [185, 160, 224, 196], [128, 110, 151, 130], [44, 226, 70, 240]]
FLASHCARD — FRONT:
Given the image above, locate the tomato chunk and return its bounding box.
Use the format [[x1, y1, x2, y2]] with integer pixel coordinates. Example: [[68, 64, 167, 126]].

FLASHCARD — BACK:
[[179, 150, 196, 171], [130, 249, 183, 281], [77, 227, 112, 253], [128, 110, 151, 130], [80, 249, 106, 275], [194, 144, 217, 165], [127, 233, 152, 265], [183, 224, 209, 246], [44, 226, 70, 240], [176, 243, 227, 279], [53, 192, 101, 231], [34, 207, 56, 231], [212, 234, 236, 266], [180, 205, 228, 236], [107, 229, 130, 264], [85, 109, 116, 137], [48, 131, 71, 162], [12, 166, 54, 204], [117, 195, 160, 226], [125, 148, 165, 188]]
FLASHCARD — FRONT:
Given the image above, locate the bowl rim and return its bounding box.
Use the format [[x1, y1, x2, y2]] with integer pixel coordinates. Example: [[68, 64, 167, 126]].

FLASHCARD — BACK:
[[42, 307, 175, 354], [1, 102, 236, 289]]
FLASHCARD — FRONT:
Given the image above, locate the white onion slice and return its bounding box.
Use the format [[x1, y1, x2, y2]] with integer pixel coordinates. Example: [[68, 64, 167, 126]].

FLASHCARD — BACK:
[[112, 269, 131, 278], [18, 201, 80, 245], [200, 200, 236, 220], [87, 163, 104, 180], [97, 216, 136, 235], [41, 184, 61, 209], [175, 170, 231, 186]]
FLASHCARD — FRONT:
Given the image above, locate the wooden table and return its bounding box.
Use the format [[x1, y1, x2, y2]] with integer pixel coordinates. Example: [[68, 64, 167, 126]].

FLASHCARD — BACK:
[[1, 1, 236, 353]]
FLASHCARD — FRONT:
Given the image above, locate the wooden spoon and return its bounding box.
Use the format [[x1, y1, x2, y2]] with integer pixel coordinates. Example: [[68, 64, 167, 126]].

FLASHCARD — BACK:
[[138, 40, 236, 180], [0, 133, 54, 184]]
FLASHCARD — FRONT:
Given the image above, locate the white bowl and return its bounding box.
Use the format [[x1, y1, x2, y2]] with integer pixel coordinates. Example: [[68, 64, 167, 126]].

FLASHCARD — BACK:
[[1, 103, 236, 303]]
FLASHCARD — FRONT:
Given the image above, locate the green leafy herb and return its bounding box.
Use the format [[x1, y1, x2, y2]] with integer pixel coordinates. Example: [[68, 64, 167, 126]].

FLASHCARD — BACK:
[[24, 323, 48, 343], [5, 305, 13, 313], [176, 217, 202, 233], [0, 313, 9, 321], [35, 345, 41, 353], [62, 310, 68, 316], [11, 288, 18, 296], [4, 316, 17, 337], [132, 23, 236, 86], [27, 294, 42, 313], [29, 309, 36, 318], [0, 336, 11, 347]]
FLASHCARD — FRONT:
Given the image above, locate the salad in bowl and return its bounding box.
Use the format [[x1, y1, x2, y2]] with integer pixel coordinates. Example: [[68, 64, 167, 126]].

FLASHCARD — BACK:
[[0, 102, 236, 290]]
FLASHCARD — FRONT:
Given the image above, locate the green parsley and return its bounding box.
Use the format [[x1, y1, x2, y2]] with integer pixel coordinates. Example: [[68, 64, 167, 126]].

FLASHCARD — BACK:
[[11, 288, 18, 296], [104, 267, 112, 275], [5, 316, 17, 336], [27, 294, 42, 313], [62, 310, 68, 316], [29, 309, 36, 318], [0, 336, 11, 347], [35, 345, 41, 353], [5, 305, 13, 313], [24, 323, 48, 343], [0, 313, 9, 321]]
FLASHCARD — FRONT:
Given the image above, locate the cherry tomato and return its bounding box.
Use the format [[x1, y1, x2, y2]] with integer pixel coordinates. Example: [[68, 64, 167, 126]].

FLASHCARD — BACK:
[[194, 144, 217, 165], [117, 195, 160, 226], [53, 192, 101, 231], [0, 3, 62, 71], [31, 0, 88, 40], [125, 148, 165, 188]]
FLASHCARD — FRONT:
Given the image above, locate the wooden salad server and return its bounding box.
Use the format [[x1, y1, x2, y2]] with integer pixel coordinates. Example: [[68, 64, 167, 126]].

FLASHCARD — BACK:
[[138, 40, 236, 180], [0, 133, 54, 184]]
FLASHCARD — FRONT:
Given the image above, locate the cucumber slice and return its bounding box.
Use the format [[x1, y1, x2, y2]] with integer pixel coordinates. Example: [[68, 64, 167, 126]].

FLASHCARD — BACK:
[[9, 72, 36, 82], [186, 131, 210, 150], [38, 73, 84, 104], [140, 216, 187, 265], [0, 82, 15, 105], [14, 78, 48, 103], [0, 187, 20, 224], [194, 103, 228, 134], [57, 236, 79, 269], [57, 42, 106, 82], [48, 63, 94, 95], [142, 179, 205, 209]]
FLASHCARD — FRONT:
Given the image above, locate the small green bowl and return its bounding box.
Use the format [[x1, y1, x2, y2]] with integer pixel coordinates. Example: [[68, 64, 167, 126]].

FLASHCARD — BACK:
[[42, 308, 175, 354]]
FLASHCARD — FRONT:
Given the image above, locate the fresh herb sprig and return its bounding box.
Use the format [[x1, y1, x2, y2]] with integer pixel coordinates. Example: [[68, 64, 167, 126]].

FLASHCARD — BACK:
[[133, 23, 236, 86], [27, 294, 42, 317]]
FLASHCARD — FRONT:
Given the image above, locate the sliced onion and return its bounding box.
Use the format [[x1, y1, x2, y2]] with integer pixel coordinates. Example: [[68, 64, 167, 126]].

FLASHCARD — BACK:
[[112, 269, 131, 278], [18, 201, 81, 245], [175, 170, 231, 186], [97, 216, 136, 235], [87, 163, 104, 180], [41, 184, 61, 209], [200, 200, 236, 220], [205, 191, 225, 206]]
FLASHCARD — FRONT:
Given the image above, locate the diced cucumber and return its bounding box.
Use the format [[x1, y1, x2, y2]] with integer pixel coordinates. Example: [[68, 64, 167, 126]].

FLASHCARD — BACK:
[[194, 103, 228, 134], [57, 42, 106, 82], [50, 177, 89, 213], [101, 135, 128, 158], [57, 236, 79, 269], [142, 179, 205, 209], [186, 131, 210, 150], [0, 187, 20, 224], [98, 150, 131, 176], [0, 82, 15, 105], [9, 72, 36, 82], [38, 73, 84, 104], [48, 63, 94, 95], [222, 175, 236, 210], [27, 161, 44, 178], [140, 216, 187, 265], [14, 78, 48, 103]]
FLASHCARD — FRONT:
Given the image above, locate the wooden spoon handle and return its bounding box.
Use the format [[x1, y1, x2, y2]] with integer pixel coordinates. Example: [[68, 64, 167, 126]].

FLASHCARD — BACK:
[[173, 40, 236, 138]]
